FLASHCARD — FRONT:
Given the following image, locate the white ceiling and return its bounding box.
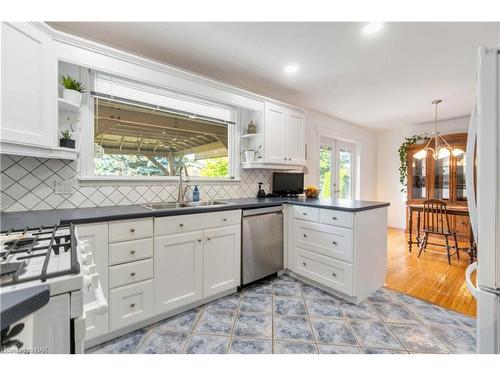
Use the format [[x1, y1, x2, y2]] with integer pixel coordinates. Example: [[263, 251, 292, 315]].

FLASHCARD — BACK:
[[48, 22, 500, 131]]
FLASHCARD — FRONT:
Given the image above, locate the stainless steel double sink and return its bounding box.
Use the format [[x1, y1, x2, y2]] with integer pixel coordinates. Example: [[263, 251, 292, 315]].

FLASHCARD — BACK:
[[142, 201, 230, 211]]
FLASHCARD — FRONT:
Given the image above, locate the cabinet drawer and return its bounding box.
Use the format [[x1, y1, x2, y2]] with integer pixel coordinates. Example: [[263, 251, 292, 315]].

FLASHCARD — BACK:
[[109, 279, 153, 331], [155, 210, 241, 236], [319, 209, 353, 229], [294, 221, 353, 263], [109, 218, 153, 243], [293, 205, 320, 222], [295, 248, 353, 296], [109, 238, 153, 266], [109, 259, 153, 289]]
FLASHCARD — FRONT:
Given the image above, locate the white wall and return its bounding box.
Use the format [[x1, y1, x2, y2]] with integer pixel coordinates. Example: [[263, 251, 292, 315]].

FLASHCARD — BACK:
[[376, 116, 470, 229], [305, 111, 378, 201]]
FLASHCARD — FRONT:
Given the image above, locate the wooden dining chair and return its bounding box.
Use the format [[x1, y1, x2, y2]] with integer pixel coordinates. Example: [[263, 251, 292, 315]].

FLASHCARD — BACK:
[[418, 199, 460, 265]]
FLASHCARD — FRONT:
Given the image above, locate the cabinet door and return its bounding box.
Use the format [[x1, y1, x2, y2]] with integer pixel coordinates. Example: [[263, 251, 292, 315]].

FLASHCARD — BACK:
[[264, 103, 288, 163], [1, 22, 57, 148], [154, 231, 203, 314], [75, 223, 109, 341], [203, 225, 241, 298], [287, 110, 306, 165]]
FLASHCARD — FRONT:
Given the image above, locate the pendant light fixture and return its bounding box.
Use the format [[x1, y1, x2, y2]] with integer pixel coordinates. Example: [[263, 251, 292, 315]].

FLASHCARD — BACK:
[[415, 99, 464, 160]]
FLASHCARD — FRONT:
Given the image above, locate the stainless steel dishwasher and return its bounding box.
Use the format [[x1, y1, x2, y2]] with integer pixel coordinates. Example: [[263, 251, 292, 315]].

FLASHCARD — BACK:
[[241, 206, 284, 285]]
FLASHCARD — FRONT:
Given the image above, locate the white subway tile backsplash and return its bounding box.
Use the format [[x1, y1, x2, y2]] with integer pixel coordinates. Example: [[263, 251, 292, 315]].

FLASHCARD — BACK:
[[0, 155, 272, 212]]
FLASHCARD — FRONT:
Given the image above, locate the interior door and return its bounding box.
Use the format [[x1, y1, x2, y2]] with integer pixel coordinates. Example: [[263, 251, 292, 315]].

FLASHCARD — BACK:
[[319, 138, 356, 199], [154, 231, 203, 314], [203, 225, 241, 298], [264, 103, 287, 163]]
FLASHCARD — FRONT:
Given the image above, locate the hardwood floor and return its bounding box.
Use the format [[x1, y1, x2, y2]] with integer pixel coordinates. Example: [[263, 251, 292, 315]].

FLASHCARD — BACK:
[[385, 227, 476, 317]]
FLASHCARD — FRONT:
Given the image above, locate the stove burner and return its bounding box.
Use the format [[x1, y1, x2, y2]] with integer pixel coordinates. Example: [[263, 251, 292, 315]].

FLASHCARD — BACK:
[[0, 261, 26, 279], [0, 224, 79, 287]]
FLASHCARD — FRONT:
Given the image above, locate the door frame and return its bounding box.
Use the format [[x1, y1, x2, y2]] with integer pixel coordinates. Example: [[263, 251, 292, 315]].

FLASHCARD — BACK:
[[319, 136, 357, 200]]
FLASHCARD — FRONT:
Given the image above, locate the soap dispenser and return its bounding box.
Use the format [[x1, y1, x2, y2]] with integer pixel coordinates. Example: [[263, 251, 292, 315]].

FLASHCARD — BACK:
[[192, 185, 200, 202], [257, 182, 266, 198]]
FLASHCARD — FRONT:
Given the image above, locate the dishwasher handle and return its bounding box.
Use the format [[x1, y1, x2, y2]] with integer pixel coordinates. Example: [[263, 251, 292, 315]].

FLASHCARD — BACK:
[[242, 206, 283, 217]]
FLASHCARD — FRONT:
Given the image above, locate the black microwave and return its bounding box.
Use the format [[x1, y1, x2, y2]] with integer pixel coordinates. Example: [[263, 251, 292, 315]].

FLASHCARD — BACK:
[[272, 172, 304, 196]]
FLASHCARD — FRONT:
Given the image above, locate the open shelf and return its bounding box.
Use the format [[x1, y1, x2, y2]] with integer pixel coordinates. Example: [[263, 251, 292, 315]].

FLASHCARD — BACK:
[[241, 133, 263, 139], [58, 98, 81, 113]]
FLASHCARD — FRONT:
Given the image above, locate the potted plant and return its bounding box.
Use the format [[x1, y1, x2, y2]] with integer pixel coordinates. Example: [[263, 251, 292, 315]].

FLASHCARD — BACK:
[[59, 75, 86, 107], [60, 127, 76, 149]]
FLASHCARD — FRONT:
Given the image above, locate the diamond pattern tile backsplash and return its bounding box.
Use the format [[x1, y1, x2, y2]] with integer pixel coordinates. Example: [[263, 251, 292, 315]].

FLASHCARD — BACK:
[[0, 155, 273, 212]]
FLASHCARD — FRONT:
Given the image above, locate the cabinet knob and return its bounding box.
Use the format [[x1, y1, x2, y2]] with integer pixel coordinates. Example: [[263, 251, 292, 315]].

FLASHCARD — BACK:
[[303, 234, 308, 238], [332, 241, 337, 245], [130, 303, 136, 308], [302, 262, 307, 266], [207, 237, 211, 241], [284, 157, 288, 160], [130, 228, 135, 233], [197, 239, 202, 242], [288, 158, 291, 161], [179, 223, 184, 227], [332, 272, 337, 278], [130, 250, 136, 255], [332, 217, 338, 221], [223, 218, 227, 222], [130, 272, 136, 277], [302, 212, 307, 216]]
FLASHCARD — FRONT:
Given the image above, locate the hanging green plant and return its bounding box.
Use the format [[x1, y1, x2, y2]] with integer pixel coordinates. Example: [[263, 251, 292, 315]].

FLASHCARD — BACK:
[[398, 134, 429, 193]]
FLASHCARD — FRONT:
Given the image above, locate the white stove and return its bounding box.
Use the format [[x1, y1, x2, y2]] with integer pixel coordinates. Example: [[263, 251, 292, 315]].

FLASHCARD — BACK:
[[1, 224, 107, 354]]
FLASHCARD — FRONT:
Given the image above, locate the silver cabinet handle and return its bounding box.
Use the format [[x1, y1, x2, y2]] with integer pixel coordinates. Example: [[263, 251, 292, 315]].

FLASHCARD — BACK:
[[302, 212, 307, 216], [288, 158, 291, 161], [303, 234, 308, 238], [130, 250, 136, 255], [130, 272, 136, 277], [130, 228, 136, 233], [207, 237, 211, 241], [332, 217, 338, 221], [197, 239, 202, 242], [222, 218, 227, 222], [332, 273, 337, 278], [130, 303, 136, 308], [332, 241, 337, 245], [302, 262, 307, 266], [179, 223, 184, 227]]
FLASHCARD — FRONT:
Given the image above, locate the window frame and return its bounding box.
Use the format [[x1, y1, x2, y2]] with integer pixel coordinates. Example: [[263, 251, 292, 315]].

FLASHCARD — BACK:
[[78, 69, 241, 184]]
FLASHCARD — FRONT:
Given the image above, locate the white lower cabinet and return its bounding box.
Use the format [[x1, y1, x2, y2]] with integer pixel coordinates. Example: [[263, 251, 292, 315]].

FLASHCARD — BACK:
[[203, 225, 241, 298], [110, 279, 154, 331], [295, 247, 353, 296], [154, 231, 203, 314]]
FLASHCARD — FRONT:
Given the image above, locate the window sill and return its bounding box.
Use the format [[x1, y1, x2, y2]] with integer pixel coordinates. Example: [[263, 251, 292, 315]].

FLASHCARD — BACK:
[[78, 176, 241, 186]]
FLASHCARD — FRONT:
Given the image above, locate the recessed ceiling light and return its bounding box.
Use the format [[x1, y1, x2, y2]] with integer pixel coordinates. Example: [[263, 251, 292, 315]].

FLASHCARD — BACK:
[[284, 64, 299, 73], [362, 22, 384, 34]]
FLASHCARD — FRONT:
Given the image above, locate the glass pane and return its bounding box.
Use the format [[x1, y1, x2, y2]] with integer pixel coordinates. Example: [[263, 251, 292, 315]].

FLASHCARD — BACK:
[[411, 155, 426, 199], [94, 98, 229, 177], [339, 149, 352, 199], [456, 153, 467, 202], [434, 156, 450, 200], [319, 145, 332, 199]]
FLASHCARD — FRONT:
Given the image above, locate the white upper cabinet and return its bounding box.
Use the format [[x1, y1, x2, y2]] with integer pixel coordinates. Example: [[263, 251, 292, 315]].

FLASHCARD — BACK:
[[1, 23, 57, 149], [263, 102, 306, 166], [264, 103, 288, 163], [287, 110, 306, 165]]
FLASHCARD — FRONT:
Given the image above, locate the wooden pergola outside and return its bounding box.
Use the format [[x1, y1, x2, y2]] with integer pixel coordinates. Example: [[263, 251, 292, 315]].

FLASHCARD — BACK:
[[94, 99, 229, 175]]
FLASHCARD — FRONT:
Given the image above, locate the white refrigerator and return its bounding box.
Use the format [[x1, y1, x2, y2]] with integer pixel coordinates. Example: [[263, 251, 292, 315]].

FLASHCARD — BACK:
[[465, 46, 500, 354]]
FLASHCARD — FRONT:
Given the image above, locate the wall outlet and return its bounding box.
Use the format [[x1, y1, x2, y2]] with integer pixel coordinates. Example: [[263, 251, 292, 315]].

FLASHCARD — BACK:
[[54, 179, 75, 195]]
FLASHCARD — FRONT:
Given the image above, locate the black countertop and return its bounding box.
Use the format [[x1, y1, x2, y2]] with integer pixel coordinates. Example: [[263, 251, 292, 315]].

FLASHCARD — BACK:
[[1, 197, 389, 232], [0, 285, 50, 330]]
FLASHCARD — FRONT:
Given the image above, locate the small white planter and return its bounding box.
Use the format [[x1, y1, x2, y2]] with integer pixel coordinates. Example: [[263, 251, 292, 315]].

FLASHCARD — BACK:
[[62, 88, 82, 107]]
